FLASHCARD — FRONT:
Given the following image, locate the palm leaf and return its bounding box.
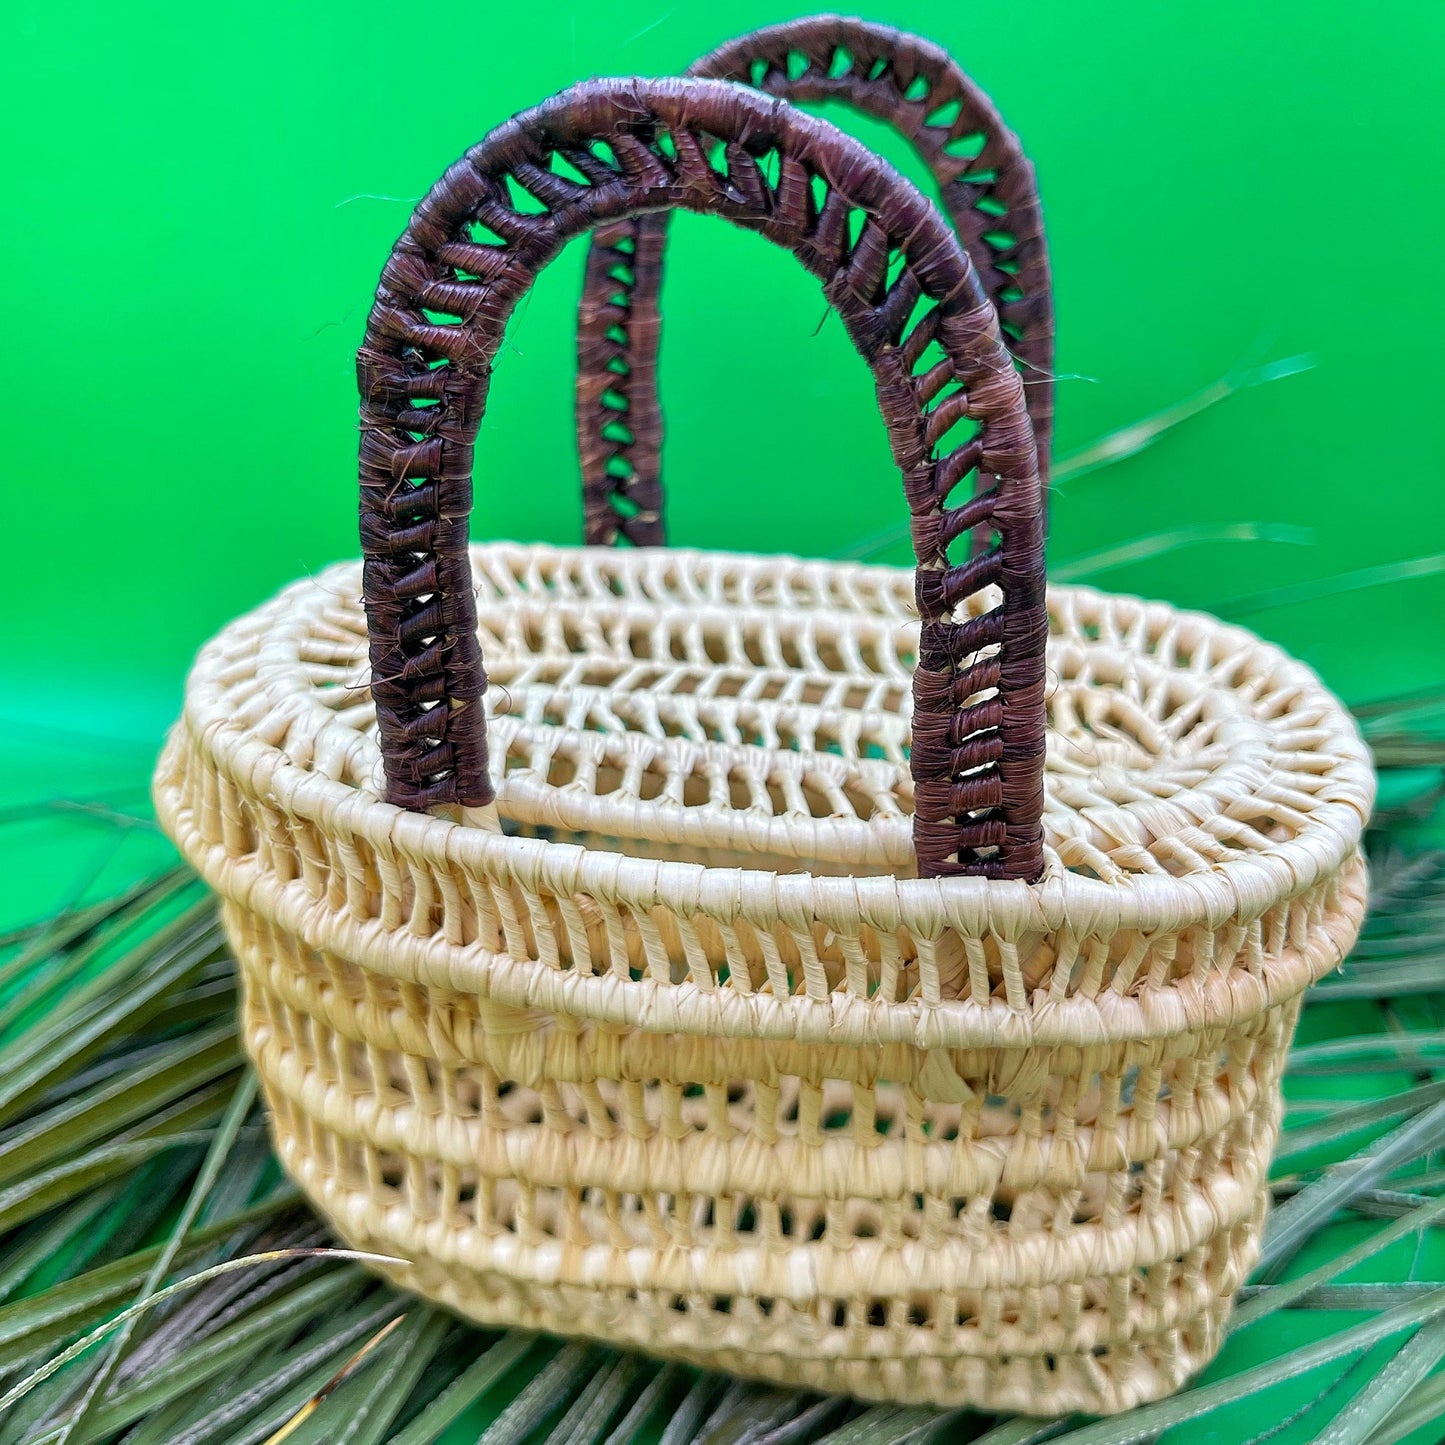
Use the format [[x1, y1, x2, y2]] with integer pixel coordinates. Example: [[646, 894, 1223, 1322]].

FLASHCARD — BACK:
[[836, 348, 1314, 566], [2, 690, 1444, 1443]]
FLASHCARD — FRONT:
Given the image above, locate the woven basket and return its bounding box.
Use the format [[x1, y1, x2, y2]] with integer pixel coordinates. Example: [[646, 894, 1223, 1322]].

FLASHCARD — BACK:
[[155, 18, 1373, 1417]]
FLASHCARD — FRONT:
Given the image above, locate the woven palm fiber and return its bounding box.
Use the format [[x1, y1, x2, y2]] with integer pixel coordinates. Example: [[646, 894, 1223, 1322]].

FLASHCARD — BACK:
[[154, 57, 1372, 1417]]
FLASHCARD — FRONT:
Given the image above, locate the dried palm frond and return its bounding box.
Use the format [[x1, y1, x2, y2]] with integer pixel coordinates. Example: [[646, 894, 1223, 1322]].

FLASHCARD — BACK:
[[1, 644, 1441, 1443]]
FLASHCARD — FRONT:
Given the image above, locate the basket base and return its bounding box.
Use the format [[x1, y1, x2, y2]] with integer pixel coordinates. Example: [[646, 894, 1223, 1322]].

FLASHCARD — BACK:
[[231, 873, 1291, 1420], [214, 867, 1336, 1416], [267, 1111, 1259, 1415]]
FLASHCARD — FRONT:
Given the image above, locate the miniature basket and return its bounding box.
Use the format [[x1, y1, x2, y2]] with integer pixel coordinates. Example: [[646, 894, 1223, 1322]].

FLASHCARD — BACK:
[[155, 18, 1373, 1418]]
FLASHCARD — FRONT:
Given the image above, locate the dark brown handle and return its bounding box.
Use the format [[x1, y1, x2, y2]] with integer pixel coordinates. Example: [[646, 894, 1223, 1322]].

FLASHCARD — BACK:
[[358, 77, 1047, 879], [577, 15, 1054, 547]]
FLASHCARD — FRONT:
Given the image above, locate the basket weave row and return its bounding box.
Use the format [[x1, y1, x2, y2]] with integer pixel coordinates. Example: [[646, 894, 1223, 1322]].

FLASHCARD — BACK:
[[156, 15, 1372, 1416]]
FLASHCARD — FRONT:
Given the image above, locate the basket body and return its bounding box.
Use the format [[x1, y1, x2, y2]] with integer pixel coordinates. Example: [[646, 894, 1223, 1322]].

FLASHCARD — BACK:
[[156, 543, 1371, 1415]]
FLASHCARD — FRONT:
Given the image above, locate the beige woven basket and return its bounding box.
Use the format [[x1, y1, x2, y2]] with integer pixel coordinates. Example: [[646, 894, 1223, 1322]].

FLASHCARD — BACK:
[[155, 41, 1371, 1419]]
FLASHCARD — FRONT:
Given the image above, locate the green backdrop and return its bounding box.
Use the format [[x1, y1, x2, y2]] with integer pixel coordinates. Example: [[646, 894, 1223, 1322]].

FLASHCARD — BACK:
[[3, 4, 1444, 1440], [5, 0, 1444, 746], [8, 0, 1443, 914]]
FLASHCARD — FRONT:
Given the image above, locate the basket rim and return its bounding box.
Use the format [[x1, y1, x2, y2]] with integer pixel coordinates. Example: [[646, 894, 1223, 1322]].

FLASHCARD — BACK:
[[180, 792, 1365, 1048], [166, 546, 1373, 924], [156, 546, 1373, 1045]]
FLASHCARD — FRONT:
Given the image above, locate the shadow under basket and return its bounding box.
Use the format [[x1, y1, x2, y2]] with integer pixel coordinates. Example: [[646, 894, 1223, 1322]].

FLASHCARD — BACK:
[[155, 18, 1371, 1418]]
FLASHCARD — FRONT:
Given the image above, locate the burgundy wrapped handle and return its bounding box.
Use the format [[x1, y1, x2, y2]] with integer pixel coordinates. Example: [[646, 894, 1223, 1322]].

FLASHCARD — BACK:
[[578, 15, 1054, 547], [357, 77, 1047, 879]]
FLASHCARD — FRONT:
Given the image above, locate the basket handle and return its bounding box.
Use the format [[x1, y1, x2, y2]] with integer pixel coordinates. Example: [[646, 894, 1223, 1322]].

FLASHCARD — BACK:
[[358, 76, 1048, 880], [577, 15, 1054, 546]]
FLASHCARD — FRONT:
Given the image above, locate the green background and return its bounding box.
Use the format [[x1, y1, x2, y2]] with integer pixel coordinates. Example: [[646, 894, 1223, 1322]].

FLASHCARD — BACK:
[[7, 0, 1444, 917], [5, 0, 1444, 758], [3, 2, 1444, 1440]]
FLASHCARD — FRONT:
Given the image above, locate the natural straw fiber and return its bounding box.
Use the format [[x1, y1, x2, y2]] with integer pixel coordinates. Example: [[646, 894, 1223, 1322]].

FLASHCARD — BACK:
[[154, 22, 1372, 1418]]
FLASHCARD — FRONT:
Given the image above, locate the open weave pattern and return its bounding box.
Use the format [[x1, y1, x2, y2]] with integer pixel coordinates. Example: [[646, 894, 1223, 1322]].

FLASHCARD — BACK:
[[155, 546, 1371, 1415], [357, 77, 1046, 879], [578, 16, 1054, 548]]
